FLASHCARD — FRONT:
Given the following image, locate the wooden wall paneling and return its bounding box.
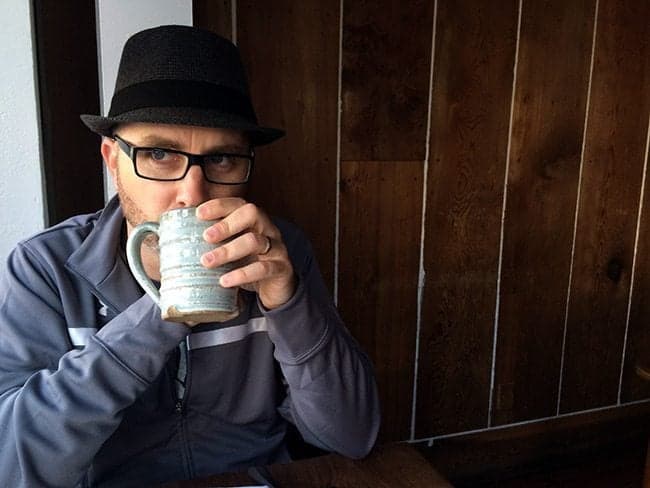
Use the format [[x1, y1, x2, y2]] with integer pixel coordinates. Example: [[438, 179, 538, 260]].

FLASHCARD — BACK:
[[33, 0, 104, 225], [493, 0, 596, 425], [560, 1, 650, 413], [621, 11, 650, 404], [338, 0, 433, 441], [623, 140, 650, 403], [236, 1, 339, 290], [421, 401, 650, 484], [338, 161, 423, 441], [415, 0, 519, 437], [341, 0, 435, 161], [193, 0, 232, 40]]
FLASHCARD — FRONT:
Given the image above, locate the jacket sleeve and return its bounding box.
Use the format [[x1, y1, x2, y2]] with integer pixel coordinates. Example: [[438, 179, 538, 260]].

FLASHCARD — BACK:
[[263, 225, 381, 459], [0, 244, 190, 488]]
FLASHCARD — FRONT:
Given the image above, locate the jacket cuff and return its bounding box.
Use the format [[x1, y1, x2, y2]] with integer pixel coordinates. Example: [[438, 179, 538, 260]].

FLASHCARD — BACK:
[[94, 295, 190, 384], [260, 279, 333, 364]]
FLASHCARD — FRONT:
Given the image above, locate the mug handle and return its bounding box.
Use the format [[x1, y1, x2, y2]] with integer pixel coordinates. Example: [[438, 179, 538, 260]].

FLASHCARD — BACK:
[[126, 221, 161, 305]]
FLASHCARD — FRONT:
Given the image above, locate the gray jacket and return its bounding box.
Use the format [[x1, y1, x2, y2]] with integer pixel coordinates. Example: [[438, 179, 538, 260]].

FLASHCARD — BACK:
[[0, 197, 380, 487]]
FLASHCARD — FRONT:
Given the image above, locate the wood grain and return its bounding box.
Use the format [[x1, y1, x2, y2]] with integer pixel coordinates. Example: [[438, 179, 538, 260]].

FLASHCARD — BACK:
[[236, 1, 339, 290], [560, 0, 650, 413], [164, 443, 452, 487], [269, 443, 452, 487], [493, 0, 596, 425], [341, 0, 435, 161], [33, 1, 104, 225], [421, 400, 650, 485], [645, 437, 650, 488], [192, 0, 232, 40], [620, 7, 650, 405], [338, 161, 423, 441], [416, 0, 518, 437], [623, 222, 650, 401]]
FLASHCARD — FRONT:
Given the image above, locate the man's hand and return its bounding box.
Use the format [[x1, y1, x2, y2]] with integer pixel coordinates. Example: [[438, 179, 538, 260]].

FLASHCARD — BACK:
[[196, 198, 296, 310]]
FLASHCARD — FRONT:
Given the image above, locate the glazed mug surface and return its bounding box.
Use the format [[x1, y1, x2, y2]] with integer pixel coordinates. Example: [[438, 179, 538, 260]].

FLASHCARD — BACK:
[[126, 207, 239, 323]]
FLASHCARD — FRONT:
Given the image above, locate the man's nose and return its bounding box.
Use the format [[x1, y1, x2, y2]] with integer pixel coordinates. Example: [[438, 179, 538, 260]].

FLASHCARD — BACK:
[[175, 165, 209, 208]]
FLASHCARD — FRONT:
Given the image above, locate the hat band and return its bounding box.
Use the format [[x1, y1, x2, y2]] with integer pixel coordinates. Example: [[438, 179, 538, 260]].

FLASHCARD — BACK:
[[108, 80, 257, 122]]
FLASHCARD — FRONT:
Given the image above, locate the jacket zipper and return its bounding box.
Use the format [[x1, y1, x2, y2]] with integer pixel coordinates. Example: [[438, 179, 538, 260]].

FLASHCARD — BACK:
[[175, 340, 195, 478], [175, 340, 189, 412]]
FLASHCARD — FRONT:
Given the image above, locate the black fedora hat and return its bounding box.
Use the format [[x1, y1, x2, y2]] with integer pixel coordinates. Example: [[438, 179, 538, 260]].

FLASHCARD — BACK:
[[81, 25, 284, 146]]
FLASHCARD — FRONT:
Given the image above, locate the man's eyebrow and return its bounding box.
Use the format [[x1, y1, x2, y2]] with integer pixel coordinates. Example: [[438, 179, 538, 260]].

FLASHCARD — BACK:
[[137, 135, 182, 148], [133, 136, 249, 154]]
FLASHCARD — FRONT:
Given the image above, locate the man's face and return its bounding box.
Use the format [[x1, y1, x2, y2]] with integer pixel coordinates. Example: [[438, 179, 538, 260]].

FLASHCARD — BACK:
[[101, 122, 249, 233]]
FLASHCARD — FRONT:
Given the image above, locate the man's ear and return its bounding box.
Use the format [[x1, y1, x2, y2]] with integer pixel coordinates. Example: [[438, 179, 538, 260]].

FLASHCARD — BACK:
[[100, 137, 118, 177]]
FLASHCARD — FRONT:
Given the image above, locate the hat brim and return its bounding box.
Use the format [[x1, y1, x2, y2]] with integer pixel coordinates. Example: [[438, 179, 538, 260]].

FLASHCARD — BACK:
[[80, 107, 284, 146]]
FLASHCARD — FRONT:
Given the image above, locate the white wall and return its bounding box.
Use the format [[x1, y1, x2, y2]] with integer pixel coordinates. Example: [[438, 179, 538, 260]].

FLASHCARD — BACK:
[[96, 0, 193, 200], [0, 1, 45, 266]]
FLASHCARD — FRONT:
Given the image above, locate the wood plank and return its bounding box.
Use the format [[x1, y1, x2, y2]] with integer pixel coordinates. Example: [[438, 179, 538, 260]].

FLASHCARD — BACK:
[[621, 9, 650, 406], [420, 401, 650, 485], [341, 0, 434, 161], [623, 235, 650, 401], [338, 161, 423, 441], [193, 0, 232, 40], [560, 0, 650, 413], [493, 0, 596, 425], [416, 0, 518, 437], [33, 1, 104, 225], [235, 1, 339, 290], [645, 437, 650, 488], [164, 444, 453, 487], [269, 444, 452, 488]]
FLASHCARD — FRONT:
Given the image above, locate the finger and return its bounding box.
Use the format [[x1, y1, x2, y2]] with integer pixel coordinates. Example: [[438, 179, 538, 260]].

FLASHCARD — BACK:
[[204, 203, 276, 243], [196, 198, 247, 220], [219, 259, 288, 288], [201, 233, 271, 267]]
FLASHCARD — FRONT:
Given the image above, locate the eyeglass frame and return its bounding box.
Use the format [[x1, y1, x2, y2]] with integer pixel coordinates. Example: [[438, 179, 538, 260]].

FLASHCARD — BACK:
[[111, 134, 255, 185]]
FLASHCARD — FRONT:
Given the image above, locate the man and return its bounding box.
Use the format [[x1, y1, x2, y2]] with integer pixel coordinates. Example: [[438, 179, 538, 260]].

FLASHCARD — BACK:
[[0, 25, 380, 487]]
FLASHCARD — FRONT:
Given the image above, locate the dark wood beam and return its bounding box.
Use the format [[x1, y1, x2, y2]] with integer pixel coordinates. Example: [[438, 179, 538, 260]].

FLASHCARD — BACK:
[[32, 0, 104, 225]]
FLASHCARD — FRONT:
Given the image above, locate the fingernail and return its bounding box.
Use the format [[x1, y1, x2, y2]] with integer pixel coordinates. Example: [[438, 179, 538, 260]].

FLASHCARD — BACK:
[[201, 253, 214, 266], [204, 227, 217, 240], [196, 205, 208, 219], [220, 275, 231, 287]]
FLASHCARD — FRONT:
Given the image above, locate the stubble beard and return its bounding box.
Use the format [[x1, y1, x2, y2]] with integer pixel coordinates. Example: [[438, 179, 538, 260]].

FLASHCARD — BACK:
[[115, 167, 159, 252]]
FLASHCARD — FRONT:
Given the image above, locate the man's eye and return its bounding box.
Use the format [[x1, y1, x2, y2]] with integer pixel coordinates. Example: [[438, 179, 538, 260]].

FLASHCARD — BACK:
[[150, 148, 169, 161], [206, 155, 236, 169], [206, 155, 225, 164]]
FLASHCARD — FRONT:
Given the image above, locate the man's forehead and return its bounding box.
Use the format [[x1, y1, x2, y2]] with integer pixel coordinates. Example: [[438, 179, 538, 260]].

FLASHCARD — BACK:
[[115, 122, 250, 149]]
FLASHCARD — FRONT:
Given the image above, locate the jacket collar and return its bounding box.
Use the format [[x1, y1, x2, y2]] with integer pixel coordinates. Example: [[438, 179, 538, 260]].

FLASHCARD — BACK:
[[65, 196, 143, 314]]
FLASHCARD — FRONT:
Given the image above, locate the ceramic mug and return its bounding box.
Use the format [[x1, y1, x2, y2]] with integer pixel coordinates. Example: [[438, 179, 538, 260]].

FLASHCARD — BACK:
[[126, 207, 239, 323]]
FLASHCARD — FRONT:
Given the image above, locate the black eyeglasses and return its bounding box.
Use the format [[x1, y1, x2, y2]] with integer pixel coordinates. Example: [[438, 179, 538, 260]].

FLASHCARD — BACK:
[[112, 135, 254, 185]]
